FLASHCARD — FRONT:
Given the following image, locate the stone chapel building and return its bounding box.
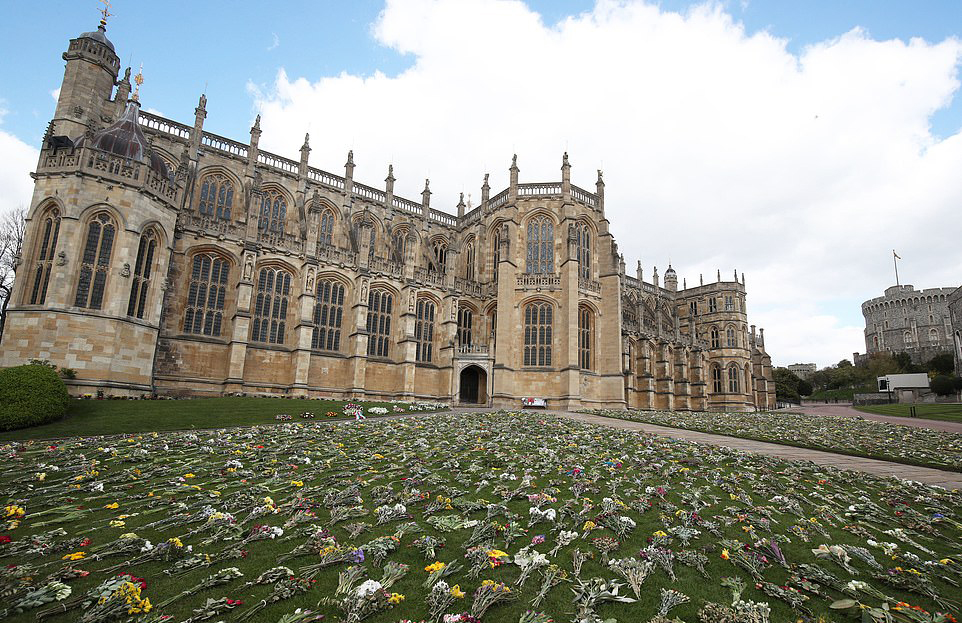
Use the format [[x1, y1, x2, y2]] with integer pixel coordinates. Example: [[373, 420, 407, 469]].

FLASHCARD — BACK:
[[0, 20, 776, 411]]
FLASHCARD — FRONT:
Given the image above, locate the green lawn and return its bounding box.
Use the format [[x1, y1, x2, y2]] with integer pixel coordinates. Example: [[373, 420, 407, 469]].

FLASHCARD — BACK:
[[0, 397, 445, 441], [855, 403, 962, 423]]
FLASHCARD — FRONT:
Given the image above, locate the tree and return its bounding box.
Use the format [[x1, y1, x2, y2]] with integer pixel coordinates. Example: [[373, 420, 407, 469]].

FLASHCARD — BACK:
[[773, 367, 802, 404], [930, 375, 962, 397], [0, 207, 26, 340], [866, 352, 899, 379], [797, 379, 813, 396], [893, 352, 916, 373], [926, 353, 955, 376]]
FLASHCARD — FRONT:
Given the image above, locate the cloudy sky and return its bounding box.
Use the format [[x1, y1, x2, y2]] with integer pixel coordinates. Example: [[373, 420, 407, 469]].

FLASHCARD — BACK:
[[2, 0, 960, 368]]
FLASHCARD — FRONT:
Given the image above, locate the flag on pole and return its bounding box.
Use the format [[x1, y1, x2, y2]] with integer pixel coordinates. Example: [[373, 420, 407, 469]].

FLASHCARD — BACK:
[[893, 250, 901, 260]]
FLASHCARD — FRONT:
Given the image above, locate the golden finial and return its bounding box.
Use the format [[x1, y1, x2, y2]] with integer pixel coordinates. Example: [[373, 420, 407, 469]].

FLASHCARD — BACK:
[[98, 0, 113, 29], [132, 63, 144, 102]]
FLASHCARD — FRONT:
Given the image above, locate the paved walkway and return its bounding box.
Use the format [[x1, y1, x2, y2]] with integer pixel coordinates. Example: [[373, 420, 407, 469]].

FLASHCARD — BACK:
[[791, 403, 962, 433], [440, 408, 962, 490]]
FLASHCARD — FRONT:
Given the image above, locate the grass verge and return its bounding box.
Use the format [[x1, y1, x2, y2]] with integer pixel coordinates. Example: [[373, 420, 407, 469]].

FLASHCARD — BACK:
[[855, 403, 962, 423], [0, 397, 445, 442]]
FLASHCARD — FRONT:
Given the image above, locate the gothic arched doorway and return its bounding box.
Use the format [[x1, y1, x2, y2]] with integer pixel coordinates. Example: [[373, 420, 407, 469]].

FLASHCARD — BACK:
[[459, 365, 487, 404]]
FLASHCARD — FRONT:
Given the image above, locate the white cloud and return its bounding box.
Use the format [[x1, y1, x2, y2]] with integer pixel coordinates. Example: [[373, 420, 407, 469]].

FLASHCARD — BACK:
[[251, 0, 962, 368], [0, 126, 38, 218], [267, 32, 279, 52], [50, 87, 60, 102]]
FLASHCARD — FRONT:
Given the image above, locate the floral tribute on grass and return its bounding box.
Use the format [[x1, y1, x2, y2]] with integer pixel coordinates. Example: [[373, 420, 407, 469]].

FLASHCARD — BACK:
[[582, 408, 962, 471], [0, 412, 960, 622]]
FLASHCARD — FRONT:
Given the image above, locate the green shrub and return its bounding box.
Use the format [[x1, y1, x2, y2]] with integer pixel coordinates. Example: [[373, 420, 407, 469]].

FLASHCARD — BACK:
[[0, 364, 70, 431], [931, 375, 962, 397]]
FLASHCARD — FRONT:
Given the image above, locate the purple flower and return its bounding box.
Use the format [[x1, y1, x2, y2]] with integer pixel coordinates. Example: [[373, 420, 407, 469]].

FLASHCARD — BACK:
[[350, 548, 365, 563]]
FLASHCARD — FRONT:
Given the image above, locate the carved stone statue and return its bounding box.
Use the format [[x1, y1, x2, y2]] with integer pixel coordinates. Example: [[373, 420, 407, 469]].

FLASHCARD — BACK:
[[306, 267, 315, 292], [120, 263, 130, 278], [244, 254, 254, 280]]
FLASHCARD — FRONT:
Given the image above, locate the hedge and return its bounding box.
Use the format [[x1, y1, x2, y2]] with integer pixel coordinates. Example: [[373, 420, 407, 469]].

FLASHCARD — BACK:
[[0, 364, 70, 431]]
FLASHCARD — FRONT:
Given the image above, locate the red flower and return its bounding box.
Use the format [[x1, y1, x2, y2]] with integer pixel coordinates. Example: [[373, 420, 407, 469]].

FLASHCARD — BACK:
[[80, 538, 92, 547], [227, 599, 243, 606], [0, 535, 11, 544]]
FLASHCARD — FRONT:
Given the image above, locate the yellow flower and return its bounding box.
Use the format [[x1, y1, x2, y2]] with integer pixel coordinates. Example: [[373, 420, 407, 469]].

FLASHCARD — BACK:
[[388, 593, 405, 604], [583, 521, 596, 531], [62, 551, 86, 561], [167, 537, 184, 547], [4, 505, 25, 519], [653, 530, 667, 537], [450, 584, 466, 598], [486, 549, 508, 559], [184, 473, 196, 479], [104, 502, 119, 509], [425, 561, 446, 573], [291, 480, 304, 487], [36, 472, 46, 481], [109, 520, 126, 528], [720, 549, 730, 560]]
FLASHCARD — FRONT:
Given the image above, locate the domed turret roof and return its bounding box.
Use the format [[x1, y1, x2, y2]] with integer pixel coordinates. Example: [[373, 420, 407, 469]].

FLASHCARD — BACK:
[[665, 264, 677, 276], [77, 24, 115, 52], [75, 99, 169, 177]]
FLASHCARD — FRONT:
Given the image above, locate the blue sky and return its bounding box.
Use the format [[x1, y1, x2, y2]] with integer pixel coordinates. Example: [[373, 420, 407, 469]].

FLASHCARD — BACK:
[[2, 1, 960, 143], [1, 1, 960, 367]]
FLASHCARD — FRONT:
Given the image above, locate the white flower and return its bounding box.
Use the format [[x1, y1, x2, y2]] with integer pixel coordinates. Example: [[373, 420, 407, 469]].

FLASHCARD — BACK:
[[356, 579, 383, 598]]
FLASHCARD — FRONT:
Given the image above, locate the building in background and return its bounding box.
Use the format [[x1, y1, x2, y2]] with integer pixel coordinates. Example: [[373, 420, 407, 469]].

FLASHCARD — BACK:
[[856, 285, 955, 366], [948, 287, 962, 375], [787, 363, 816, 380], [0, 19, 776, 411]]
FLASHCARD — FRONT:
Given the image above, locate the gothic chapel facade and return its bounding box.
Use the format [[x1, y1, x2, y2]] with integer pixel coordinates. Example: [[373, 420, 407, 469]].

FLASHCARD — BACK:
[[0, 21, 776, 411]]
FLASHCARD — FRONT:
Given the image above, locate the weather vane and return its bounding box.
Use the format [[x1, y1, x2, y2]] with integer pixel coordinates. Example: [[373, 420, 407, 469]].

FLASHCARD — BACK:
[[132, 63, 144, 102], [98, 0, 113, 29]]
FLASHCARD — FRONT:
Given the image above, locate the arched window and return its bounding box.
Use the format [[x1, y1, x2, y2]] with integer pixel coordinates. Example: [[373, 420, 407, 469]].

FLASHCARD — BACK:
[[184, 253, 229, 336], [710, 326, 720, 349], [28, 207, 61, 305], [579, 306, 592, 370], [198, 174, 234, 220], [366, 289, 393, 358], [74, 212, 116, 310], [492, 229, 501, 280], [576, 223, 591, 280], [464, 243, 475, 280], [523, 301, 552, 366], [251, 267, 291, 344], [415, 298, 436, 362], [432, 240, 447, 274], [258, 190, 287, 234], [726, 325, 736, 347], [622, 295, 638, 329], [126, 229, 158, 319], [458, 307, 473, 346], [929, 328, 939, 345], [711, 364, 722, 393], [311, 279, 345, 351], [904, 331, 913, 345], [525, 217, 554, 274], [319, 210, 335, 247], [392, 230, 408, 264], [728, 364, 740, 393]]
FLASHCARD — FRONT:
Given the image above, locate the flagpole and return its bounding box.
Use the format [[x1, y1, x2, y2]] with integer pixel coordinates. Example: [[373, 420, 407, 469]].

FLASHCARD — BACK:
[[893, 250, 900, 287]]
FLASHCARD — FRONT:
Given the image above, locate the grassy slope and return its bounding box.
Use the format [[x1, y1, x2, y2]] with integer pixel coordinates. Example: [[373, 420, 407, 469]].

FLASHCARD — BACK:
[[855, 403, 962, 423], [585, 410, 962, 473], [0, 397, 439, 441]]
